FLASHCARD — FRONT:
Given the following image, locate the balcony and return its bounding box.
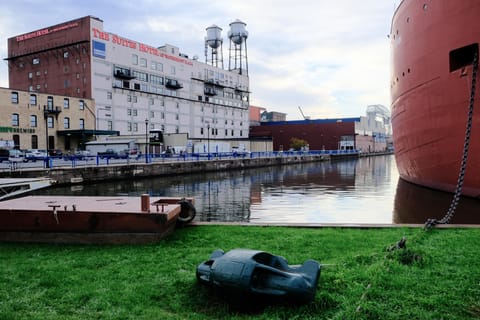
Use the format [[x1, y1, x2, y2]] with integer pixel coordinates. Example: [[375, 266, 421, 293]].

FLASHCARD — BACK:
[[113, 69, 136, 80], [204, 86, 217, 96], [165, 79, 183, 89]]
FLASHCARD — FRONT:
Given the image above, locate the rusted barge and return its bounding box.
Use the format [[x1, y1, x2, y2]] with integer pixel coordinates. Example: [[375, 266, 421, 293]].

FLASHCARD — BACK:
[[0, 195, 195, 244]]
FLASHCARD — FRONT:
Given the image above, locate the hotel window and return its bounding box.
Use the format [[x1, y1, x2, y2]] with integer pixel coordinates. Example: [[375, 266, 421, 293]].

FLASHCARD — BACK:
[[79, 100, 85, 110], [157, 63, 163, 72], [47, 96, 53, 109], [30, 94, 37, 106], [150, 111, 154, 118], [107, 91, 112, 99], [127, 122, 132, 131], [107, 121, 113, 131], [79, 118, 85, 129], [149, 98, 154, 105], [151, 61, 156, 70], [63, 51, 69, 58], [127, 109, 132, 116], [32, 58, 40, 65], [133, 123, 138, 132], [11, 92, 19, 104], [161, 124, 165, 131], [132, 54, 138, 65], [132, 70, 148, 82], [30, 115, 37, 127], [127, 95, 132, 102], [47, 116, 54, 128], [133, 109, 138, 116], [12, 113, 19, 126], [150, 74, 163, 85], [64, 98, 70, 109], [140, 58, 147, 67], [64, 117, 70, 129], [28, 72, 33, 79]]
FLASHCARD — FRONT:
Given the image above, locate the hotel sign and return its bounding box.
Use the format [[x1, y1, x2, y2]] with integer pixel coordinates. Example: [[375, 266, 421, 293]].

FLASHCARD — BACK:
[[16, 22, 79, 42], [92, 40, 106, 59], [91, 28, 193, 66]]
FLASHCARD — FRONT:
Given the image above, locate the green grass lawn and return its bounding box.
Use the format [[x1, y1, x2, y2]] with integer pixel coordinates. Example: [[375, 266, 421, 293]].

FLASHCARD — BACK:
[[1, 226, 479, 319]]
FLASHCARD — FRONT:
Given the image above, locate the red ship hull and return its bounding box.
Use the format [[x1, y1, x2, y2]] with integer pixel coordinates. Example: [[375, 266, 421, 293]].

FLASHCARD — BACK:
[[391, 0, 480, 198]]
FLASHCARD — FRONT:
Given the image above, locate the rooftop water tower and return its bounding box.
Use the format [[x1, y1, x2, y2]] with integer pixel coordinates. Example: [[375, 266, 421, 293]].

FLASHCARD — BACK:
[[228, 19, 248, 75], [205, 24, 223, 68]]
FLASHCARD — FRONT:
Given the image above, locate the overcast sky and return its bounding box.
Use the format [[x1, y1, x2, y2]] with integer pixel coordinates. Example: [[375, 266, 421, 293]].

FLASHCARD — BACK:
[[0, 0, 397, 120]]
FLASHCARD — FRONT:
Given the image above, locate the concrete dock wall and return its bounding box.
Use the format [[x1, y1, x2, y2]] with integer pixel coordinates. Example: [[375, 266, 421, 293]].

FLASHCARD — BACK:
[[1, 154, 331, 186]]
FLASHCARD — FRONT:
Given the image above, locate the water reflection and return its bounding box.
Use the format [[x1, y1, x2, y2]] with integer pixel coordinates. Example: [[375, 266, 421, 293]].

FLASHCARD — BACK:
[[32, 155, 479, 224], [393, 178, 480, 224]]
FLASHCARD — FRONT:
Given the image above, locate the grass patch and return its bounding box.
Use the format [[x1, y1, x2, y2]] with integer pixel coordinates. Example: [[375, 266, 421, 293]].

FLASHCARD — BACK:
[[1, 226, 479, 319]]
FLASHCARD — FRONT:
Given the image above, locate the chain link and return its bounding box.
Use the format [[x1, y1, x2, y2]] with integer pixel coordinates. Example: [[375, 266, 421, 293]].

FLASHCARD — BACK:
[[425, 52, 478, 230]]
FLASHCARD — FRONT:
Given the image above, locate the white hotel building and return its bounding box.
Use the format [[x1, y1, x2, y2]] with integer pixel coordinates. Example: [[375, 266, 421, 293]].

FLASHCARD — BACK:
[[7, 16, 250, 149]]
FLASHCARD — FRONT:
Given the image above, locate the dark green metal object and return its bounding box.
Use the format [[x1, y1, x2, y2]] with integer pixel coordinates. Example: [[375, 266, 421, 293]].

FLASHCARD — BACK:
[[197, 249, 321, 304]]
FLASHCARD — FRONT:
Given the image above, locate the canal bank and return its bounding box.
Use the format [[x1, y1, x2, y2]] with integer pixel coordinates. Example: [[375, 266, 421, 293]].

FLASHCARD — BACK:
[[1, 225, 479, 319], [0, 154, 333, 186]]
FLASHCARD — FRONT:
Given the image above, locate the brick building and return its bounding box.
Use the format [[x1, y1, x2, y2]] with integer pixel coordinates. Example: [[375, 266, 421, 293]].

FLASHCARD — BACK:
[[0, 87, 97, 151]]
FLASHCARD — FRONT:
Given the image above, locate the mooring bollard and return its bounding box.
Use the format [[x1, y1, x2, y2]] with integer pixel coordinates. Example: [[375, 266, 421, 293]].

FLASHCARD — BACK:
[[141, 194, 150, 213]]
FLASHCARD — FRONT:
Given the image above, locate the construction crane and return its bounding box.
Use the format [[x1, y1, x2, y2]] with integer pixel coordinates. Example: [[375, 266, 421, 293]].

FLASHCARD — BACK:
[[298, 106, 310, 120]]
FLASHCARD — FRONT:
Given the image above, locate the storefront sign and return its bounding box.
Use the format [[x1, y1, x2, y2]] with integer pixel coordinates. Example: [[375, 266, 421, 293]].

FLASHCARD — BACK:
[[0, 126, 36, 134]]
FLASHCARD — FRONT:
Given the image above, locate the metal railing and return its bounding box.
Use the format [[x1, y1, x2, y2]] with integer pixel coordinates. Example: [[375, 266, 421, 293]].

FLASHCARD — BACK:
[[0, 149, 361, 171]]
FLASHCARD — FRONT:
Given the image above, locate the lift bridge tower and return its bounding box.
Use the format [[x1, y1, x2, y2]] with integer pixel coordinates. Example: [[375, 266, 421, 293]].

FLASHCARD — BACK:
[[228, 19, 248, 75]]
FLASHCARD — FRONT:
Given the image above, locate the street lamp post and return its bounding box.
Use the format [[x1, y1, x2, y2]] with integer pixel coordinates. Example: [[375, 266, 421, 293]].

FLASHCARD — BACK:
[[145, 119, 149, 163], [207, 122, 210, 160]]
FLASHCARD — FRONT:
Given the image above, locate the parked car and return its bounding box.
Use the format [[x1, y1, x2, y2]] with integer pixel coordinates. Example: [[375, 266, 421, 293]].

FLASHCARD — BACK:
[[24, 149, 48, 162], [98, 149, 129, 159], [48, 149, 63, 157], [0, 149, 9, 162], [8, 149, 26, 162], [63, 150, 92, 161]]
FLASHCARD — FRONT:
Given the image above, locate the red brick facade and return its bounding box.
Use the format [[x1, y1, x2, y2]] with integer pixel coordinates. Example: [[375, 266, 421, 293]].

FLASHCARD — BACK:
[[7, 16, 93, 99]]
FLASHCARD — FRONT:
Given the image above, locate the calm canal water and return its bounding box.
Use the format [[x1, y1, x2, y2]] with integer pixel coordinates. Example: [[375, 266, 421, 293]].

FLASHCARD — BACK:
[[33, 155, 480, 225]]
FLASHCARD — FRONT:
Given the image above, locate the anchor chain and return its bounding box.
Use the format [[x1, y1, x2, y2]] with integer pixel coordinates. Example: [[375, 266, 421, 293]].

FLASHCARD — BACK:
[[425, 51, 478, 229]]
